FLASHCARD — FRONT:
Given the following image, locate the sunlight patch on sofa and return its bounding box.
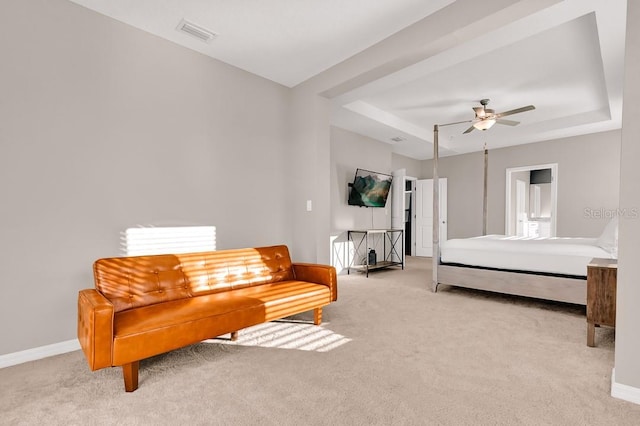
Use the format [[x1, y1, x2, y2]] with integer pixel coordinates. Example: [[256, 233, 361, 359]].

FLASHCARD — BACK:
[[206, 321, 351, 353]]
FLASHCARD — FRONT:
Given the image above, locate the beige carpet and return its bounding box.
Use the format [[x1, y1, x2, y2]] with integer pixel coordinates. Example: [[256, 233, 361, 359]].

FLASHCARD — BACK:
[[2, 256, 639, 425]]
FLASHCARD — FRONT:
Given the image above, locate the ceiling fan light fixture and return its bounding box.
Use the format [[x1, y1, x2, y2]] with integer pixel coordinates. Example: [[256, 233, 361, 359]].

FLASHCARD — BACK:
[[473, 119, 496, 131]]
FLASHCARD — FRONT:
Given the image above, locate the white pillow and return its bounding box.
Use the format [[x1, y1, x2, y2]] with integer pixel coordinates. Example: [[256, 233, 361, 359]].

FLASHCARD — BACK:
[[597, 216, 619, 255]]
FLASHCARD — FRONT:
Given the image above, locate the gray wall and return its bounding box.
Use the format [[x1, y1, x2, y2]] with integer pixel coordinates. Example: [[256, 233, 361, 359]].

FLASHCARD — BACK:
[[330, 126, 394, 233], [0, 0, 291, 355], [287, 88, 332, 265], [421, 150, 486, 238], [615, 0, 640, 395], [422, 130, 621, 239], [392, 153, 423, 180]]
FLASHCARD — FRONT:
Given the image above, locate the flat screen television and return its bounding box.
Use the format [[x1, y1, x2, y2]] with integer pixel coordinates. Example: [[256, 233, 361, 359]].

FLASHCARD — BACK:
[[348, 168, 393, 208]]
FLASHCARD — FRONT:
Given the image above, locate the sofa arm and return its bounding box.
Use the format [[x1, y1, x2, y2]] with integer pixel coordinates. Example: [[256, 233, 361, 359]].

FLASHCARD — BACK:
[[292, 263, 337, 302], [77, 289, 114, 371]]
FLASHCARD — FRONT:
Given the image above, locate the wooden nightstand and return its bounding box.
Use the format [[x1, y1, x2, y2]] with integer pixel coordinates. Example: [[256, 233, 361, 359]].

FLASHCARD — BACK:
[[586, 258, 617, 347]]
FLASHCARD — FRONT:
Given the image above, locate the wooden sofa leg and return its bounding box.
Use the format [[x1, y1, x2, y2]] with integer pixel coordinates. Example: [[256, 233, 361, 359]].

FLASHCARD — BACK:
[[314, 307, 322, 325], [123, 361, 139, 392], [230, 331, 238, 341]]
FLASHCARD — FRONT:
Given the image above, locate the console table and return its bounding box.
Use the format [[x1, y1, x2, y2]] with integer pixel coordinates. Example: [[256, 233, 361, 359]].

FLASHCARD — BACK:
[[347, 229, 404, 277], [586, 258, 617, 347]]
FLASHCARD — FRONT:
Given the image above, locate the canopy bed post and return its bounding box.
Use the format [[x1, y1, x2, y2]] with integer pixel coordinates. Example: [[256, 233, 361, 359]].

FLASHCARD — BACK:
[[483, 144, 488, 235], [432, 120, 463, 291], [432, 124, 440, 292]]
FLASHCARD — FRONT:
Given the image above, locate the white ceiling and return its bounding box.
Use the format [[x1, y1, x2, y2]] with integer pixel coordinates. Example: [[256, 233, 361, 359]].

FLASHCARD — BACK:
[[68, 0, 627, 160], [67, 0, 455, 87]]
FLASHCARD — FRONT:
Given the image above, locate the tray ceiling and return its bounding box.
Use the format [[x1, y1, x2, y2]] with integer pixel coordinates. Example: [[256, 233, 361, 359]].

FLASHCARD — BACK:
[[68, 0, 627, 159]]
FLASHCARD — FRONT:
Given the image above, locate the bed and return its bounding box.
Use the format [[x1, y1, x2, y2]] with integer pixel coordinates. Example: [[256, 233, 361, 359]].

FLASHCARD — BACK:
[[429, 124, 618, 305], [434, 219, 618, 305]]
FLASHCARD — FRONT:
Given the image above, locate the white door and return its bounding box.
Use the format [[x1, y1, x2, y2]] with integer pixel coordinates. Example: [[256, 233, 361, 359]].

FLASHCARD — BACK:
[[415, 178, 447, 257]]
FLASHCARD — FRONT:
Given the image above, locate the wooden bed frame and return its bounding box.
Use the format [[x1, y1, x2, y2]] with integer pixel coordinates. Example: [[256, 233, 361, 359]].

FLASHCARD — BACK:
[[435, 263, 587, 305], [430, 124, 586, 305]]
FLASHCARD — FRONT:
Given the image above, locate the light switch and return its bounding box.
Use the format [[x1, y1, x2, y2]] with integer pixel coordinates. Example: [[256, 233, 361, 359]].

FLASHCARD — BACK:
[[306, 200, 312, 211]]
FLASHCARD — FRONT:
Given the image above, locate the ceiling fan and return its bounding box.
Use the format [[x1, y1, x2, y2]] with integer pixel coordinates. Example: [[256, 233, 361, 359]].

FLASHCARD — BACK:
[[462, 99, 535, 134]]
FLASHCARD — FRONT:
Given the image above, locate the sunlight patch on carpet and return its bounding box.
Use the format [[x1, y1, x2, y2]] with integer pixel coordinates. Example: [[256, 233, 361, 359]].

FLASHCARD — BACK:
[[205, 321, 351, 352]]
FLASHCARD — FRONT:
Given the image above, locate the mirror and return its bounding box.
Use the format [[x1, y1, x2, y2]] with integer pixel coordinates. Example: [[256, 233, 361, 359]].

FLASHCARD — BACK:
[[529, 182, 551, 219], [506, 164, 557, 238]]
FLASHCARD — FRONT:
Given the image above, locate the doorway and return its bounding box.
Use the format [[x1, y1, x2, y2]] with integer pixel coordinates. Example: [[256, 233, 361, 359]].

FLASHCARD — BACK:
[[391, 169, 417, 258], [405, 179, 413, 255], [505, 164, 557, 237]]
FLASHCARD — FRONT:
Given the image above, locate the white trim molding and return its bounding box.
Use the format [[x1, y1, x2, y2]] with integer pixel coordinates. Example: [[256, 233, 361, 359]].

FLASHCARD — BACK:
[[0, 339, 80, 369], [611, 368, 640, 405]]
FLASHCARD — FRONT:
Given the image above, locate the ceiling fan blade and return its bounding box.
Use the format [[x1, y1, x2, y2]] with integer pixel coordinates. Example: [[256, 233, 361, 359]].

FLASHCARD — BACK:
[[439, 119, 473, 127], [463, 125, 476, 134], [496, 119, 520, 126], [495, 105, 535, 118]]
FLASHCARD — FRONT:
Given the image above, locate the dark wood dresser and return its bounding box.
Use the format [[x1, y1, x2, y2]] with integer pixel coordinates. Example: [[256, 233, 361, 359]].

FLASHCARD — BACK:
[[586, 258, 617, 347]]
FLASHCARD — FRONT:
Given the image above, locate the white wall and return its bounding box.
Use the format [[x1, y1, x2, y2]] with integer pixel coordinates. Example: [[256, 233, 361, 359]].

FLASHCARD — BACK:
[[0, 0, 291, 355], [287, 88, 331, 264], [614, 0, 640, 400]]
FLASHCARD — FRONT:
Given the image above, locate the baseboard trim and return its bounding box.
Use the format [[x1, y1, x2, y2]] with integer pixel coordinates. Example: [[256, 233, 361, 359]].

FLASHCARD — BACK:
[[611, 368, 640, 405], [0, 339, 80, 369]]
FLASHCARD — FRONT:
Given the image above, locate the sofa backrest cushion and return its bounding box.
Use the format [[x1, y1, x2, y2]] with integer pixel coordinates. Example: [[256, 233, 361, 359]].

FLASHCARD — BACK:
[[94, 245, 294, 312], [93, 255, 190, 313], [180, 245, 294, 296]]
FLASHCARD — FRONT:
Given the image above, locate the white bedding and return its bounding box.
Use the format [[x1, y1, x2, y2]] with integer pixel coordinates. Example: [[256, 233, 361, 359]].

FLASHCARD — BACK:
[[440, 235, 615, 277]]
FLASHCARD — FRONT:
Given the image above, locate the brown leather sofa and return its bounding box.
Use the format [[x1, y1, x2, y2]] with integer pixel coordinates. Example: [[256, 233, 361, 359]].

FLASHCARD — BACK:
[[77, 245, 337, 392]]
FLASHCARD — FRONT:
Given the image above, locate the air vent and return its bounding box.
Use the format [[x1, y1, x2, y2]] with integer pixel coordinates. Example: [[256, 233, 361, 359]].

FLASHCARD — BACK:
[[390, 136, 406, 143], [176, 19, 217, 43]]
